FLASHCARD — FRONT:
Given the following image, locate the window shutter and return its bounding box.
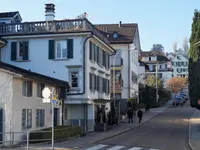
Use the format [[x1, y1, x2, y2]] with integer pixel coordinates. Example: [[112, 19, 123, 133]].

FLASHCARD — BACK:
[[103, 78, 106, 93], [67, 39, 74, 58], [89, 41, 92, 60], [11, 42, 17, 61], [89, 73, 92, 90], [97, 47, 100, 64], [23, 41, 29, 60], [27, 81, 32, 97], [103, 51, 106, 67], [94, 74, 97, 91], [94, 45, 97, 62], [108, 79, 110, 93], [108, 54, 110, 69], [48, 40, 55, 59], [97, 76, 100, 91]]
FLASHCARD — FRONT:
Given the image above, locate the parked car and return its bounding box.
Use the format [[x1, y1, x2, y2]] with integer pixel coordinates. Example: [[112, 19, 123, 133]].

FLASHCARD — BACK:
[[176, 95, 187, 103], [180, 92, 188, 101], [173, 97, 184, 106]]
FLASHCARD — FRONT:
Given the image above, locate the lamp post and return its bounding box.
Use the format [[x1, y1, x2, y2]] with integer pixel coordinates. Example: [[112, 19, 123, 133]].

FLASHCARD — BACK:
[[156, 62, 159, 106]]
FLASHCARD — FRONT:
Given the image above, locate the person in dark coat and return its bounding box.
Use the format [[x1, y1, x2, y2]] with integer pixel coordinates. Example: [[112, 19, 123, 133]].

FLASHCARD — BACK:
[[137, 108, 143, 124], [127, 107, 133, 123]]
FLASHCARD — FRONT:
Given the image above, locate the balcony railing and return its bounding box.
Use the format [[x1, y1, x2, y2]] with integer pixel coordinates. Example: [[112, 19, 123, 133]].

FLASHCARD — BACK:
[[0, 18, 109, 44]]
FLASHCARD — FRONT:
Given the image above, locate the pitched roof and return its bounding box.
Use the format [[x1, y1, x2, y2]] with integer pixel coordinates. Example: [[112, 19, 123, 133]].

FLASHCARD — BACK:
[[95, 23, 137, 44], [140, 51, 170, 62], [0, 61, 70, 89], [0, 11, 19, 18]]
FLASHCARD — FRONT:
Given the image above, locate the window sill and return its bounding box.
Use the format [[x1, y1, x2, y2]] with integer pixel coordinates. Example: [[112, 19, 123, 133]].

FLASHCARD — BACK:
[[14, 60, 31, 62], [53, 58, 70, 61], [22, 96, 32, 99], [70, 87, 80, 91]]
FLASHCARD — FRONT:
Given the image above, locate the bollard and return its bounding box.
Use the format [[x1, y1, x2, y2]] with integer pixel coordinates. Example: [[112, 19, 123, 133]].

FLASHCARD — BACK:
[[26, 131, 29, 150]]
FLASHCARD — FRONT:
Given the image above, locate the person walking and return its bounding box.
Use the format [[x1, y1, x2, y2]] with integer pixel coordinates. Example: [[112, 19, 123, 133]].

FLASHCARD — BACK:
[[137, 108, 143, 124], [127, 107, 133, 123]]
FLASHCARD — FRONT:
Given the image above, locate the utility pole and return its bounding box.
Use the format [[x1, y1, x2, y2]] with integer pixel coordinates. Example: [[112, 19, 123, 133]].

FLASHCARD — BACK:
[[155, 62, 159, 106]]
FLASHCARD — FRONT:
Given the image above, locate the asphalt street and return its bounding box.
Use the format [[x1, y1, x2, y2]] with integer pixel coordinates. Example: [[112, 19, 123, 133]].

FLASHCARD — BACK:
[[81, 102, 195, 150]]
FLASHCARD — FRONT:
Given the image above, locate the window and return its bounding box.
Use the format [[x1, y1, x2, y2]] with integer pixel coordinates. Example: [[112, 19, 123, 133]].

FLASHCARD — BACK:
[[113, 32, 118, 39], [99, 49, 103, 66], [36, 109, 45, 128], [70, 72, 79, 88], [22, 81, 32, 97], [143, 57, 149, 61], [89, 73, 96, 91], [48, 39, 73, 60], [11, 41, 29, 61], [37, 83, 45, 98], [55, 40, 67, 59], [22, 109, 32, 129], [151, 57, 156, 61]]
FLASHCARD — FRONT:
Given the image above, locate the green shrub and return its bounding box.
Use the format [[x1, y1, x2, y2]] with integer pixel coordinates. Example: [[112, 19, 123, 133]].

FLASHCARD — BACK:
[[29, 126, 83, 144]]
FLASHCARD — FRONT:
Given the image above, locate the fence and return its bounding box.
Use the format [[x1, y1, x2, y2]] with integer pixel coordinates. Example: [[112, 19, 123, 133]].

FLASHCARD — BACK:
[[0, 130, 52, 149]]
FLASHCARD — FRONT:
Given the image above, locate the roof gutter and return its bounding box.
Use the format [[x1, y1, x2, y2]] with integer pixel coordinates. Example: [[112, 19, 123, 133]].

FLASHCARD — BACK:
[[67, 33, 93, 95]]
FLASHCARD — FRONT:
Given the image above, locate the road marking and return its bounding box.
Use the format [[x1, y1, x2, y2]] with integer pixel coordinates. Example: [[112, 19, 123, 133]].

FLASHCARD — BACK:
[[85, 144, 107, 150], [107, 145, 125, 150], [149, 149, 160, 150], [128, 147, 143, 150]]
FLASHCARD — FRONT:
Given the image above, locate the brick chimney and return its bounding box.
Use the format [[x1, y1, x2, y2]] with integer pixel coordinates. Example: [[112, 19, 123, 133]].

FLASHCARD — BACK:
[[45, 3, 55, 21]]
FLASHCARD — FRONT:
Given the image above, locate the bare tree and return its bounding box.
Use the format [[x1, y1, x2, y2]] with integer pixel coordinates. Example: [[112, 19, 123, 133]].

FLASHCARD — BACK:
[[173, 41, 177, 53], [182, 37, 189, 55]]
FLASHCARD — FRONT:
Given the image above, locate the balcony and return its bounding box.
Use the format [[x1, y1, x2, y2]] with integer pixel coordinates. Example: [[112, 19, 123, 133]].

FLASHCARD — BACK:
[[0, 18, 109, 44]]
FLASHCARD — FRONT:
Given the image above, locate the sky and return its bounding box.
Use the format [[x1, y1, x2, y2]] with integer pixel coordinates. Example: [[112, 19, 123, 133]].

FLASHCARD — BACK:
[[0, 0, 199, 52]]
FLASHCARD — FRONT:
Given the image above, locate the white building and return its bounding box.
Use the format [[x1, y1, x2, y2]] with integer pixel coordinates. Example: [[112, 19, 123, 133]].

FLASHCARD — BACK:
[[167, 52, 188, 78], [0, 4, 115, 132], [140, 51, 173, 87], [95, 22, 141, 100], [0, 61, 70, 145]]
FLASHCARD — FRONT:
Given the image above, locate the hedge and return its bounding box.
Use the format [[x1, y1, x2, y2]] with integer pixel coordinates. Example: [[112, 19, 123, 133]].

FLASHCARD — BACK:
[[29, 125, 83, 143]]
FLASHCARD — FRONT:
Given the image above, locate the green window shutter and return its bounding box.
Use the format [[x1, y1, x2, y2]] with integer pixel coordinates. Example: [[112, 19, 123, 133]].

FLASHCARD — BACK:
[[108, 79, 110, 93], [89, 73, 92, 90], [94, 45, 97, 62], [48, 40, 55, 59], [23, 41, 29, 60], [11, 42, 17, 61], [89, 41, 92, 60], [97, 76, 100, 91], [97, 47, 100, 64], [108, 54, 110, 69], [94, 74, 97, 91], [67, 39, 74, 58], [103, 51, 106, 67]]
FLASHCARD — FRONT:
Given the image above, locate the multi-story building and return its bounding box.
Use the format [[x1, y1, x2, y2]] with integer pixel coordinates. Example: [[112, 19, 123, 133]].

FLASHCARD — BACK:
[[0, 4, 115, 132], [140, 51, 173, 87], [95, 22, 141, 100], [167, 52, 188, 78], [0, 61, 69, 144]]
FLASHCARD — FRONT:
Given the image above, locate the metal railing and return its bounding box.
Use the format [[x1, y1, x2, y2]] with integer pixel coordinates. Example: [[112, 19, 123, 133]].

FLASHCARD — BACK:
[[0, 130, 52, 149], [0, 18, 109, 44]]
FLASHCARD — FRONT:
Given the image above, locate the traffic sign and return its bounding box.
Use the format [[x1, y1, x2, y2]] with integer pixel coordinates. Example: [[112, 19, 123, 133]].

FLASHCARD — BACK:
[[52, 100, 57, 104]]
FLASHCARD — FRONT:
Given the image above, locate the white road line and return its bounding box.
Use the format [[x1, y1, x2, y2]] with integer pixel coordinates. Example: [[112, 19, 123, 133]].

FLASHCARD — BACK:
[[128, 147, 143, 150], [106, 145, 125, 150], [149, 149, 160, 150], [85, 144, 108, 150]]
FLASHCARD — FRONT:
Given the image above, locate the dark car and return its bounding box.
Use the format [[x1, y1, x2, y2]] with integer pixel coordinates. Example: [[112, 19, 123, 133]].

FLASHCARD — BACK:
[[173, 97, 184, 106]]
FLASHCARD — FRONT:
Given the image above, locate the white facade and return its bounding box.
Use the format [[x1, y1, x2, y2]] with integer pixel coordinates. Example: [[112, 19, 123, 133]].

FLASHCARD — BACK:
[[110, 32, 140, 99], [0, 69, 62, 145], [1, 33, 114, 132], [171, 54, 188, 78]]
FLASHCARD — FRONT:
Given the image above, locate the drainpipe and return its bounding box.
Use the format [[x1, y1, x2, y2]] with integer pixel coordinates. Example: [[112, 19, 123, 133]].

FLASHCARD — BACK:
[[128, 45, 130, 98], [67, 33, 93, 95]]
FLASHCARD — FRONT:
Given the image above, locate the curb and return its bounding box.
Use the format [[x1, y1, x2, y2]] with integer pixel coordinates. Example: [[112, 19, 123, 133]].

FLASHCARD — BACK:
[[188, 110, 197, 150], [74, 107, 169, 149]]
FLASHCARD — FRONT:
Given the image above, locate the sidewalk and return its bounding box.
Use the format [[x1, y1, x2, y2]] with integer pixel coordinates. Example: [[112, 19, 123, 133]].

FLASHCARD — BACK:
[[2, 100, 172, 150], [189, 110, 200, 150]]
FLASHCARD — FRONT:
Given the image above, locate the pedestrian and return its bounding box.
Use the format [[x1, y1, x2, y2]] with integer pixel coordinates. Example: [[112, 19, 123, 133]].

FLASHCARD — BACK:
[[137, 108, 143, 124], [127, 107, 133, 123]]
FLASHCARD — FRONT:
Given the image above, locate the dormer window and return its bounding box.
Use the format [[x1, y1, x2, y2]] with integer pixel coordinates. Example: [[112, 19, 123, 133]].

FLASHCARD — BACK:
[[113, 32, 119, 39]]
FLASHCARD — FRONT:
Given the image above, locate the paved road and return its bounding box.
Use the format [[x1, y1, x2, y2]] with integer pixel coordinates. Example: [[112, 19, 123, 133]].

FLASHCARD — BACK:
[[81, 103, 195, 150]]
